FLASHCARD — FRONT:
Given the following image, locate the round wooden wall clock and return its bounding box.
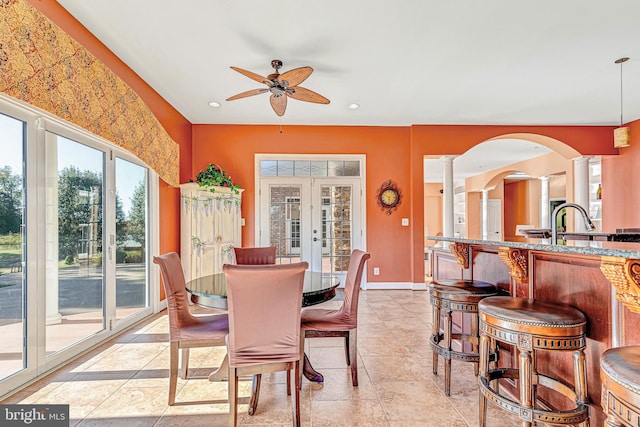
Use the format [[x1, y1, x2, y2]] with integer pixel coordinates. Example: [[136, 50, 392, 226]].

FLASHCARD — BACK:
[[377, 180, 401, 215]]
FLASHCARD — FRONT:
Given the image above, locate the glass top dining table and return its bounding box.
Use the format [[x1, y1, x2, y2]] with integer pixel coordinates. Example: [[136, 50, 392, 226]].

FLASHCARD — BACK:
[[186, 270, 341, 310]]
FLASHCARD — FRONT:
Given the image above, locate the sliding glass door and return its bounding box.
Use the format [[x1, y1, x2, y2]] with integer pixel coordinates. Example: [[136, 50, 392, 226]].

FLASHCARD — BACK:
[[0, 113, 26, 381], [45, 135, 105, 355], [0, 94, 156, 396], [115, 158, 148, 321]]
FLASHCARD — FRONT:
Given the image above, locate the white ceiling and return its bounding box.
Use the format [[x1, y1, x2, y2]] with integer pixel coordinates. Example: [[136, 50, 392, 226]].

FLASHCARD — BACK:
[[55, 0, 639, 180]]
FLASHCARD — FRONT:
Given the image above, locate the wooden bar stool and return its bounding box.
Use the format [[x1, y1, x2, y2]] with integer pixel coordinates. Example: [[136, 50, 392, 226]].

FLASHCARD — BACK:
[[478, 296, 589, 427], [429, 279, 501, 396], [600, 346, 640, 427]]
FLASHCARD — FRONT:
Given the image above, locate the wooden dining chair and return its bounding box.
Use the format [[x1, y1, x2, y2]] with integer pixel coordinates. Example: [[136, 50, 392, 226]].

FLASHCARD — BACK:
[[233, 246, 276, 265], [153, 252, 229, 405], [224, 262, 308, 427], [300, 249, 370, 386]]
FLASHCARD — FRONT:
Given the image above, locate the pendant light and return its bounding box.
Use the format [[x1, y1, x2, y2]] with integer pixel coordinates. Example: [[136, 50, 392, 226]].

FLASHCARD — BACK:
[[613, 57, 631, 148]]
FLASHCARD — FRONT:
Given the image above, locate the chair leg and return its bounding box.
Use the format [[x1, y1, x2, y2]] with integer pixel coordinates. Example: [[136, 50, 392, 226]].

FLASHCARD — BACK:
[[292, 361, 301, 427], [349, 329, 358, 387], [180, 348, 190, 379], [344, 333, 351, 366], [518, 349, 533, 427], [248, 374, 261, 416], [169, 342, 179, 405], [478, 334, 489, 427], [471, 313, 479, 376], [299, 330, 305, 387], [443, 308, 452, 396], [229, 367, 238, 427], [432, 304, 441, 375], [573, 349, 590, 427]]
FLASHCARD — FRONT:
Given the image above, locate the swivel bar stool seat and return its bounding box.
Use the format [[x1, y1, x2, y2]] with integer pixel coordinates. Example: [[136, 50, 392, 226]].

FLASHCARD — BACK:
[[600, 346, 640, 427], [429, 279, 501, 396], [478, 296, 589, 427]]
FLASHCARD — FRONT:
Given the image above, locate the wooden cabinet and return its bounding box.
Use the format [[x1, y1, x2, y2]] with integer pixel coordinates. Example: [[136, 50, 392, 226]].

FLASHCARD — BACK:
[[180, 183, 243, 282]]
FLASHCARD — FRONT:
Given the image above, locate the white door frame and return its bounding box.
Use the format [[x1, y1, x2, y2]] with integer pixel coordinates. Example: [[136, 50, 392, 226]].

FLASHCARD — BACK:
[[254, 154, 367, 282]]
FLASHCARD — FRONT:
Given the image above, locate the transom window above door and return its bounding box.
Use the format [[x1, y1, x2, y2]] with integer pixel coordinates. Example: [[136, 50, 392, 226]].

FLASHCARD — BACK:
[[260, 160, 360, 177]]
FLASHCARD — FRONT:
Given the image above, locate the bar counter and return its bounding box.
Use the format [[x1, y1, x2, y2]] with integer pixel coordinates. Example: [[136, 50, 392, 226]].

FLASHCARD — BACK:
[[428, 236, 640, 425]]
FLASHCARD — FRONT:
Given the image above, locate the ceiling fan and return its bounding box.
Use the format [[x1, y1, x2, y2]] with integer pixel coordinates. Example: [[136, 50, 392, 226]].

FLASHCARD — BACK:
[[226, 59, 330, 116]]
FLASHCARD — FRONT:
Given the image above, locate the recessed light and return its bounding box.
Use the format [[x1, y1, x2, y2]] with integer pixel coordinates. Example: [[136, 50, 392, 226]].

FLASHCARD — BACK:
[[347, 103, 360, 110], [208, 101, 221, 108]]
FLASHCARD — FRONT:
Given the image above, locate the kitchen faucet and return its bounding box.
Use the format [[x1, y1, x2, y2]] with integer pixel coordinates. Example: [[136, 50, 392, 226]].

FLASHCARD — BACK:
[[551, 202, 596, 245]]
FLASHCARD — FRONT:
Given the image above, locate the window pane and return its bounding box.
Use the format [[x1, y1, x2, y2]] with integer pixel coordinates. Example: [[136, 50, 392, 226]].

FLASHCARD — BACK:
[[115, 158, 148, 320], [0, 113, 26, 380], [320, 185, 352, 274], [46, 135, 105, 355], [268, 185, 301, 264]]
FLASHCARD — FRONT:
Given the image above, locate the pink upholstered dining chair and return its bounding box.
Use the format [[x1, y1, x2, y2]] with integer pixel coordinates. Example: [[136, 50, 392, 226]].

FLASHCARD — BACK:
[[233, 246, 276, 265], [300, 249, 370, 386], [223, 262, 308, 427], [153, 252, 229, 405], [231, 245, 277, 413]]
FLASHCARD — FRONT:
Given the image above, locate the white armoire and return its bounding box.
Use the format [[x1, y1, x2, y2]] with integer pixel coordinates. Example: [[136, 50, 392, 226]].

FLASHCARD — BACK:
[[180, 183, 243, 282]]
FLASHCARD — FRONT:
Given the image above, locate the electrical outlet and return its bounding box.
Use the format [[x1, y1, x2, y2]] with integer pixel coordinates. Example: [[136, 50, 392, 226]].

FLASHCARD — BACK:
[[373, 267, 380, 275], [402, 218, 409, 226]]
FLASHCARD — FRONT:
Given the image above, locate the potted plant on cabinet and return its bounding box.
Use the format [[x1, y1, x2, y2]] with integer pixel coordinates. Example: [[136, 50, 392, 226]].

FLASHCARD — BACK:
[[195, 163, 239, 194]]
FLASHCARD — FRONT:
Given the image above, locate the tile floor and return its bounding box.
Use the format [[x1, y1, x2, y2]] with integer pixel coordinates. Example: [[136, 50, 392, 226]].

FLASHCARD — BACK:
[[2, 289, 520, 426]]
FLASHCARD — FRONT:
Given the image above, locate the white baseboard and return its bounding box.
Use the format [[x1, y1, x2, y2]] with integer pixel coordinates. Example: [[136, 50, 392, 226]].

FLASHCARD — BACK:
[[364, 282, 428, 291]]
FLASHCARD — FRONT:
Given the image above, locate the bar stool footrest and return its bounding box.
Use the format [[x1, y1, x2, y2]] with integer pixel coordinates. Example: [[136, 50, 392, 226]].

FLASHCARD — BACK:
[[479, 369, 590, 425]]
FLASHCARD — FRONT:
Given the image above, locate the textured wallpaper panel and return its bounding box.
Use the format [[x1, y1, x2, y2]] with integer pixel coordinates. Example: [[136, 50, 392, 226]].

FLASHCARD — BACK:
[[0, 0, 179, 186]]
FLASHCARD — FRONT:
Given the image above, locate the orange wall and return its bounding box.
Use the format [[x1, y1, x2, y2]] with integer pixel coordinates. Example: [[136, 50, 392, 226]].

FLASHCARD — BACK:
[[504, 181, 529, 240], [192, 125, 412, 283], [602, 119, 640, 232]]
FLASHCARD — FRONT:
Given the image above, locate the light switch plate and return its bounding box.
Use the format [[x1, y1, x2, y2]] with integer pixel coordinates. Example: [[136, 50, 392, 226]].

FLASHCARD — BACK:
[[402, 218, 409, 226]]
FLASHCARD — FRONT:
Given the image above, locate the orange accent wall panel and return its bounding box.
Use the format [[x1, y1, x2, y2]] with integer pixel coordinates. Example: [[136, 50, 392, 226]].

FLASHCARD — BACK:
[[192, 124, 413, 283]]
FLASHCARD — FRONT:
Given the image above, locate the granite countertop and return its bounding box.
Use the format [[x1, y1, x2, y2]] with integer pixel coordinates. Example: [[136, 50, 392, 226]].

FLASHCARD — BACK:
[[428, 235, 640, 259]]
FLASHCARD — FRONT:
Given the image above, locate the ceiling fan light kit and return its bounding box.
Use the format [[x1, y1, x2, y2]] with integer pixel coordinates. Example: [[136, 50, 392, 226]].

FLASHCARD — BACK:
[[226, 59, 330, 117]]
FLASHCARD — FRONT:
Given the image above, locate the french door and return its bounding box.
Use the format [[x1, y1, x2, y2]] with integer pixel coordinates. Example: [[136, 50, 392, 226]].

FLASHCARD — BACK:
[[259, 176, 363, 280]]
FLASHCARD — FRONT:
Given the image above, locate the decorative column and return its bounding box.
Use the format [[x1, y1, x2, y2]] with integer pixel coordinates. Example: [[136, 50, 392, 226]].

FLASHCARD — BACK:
[[481, 189, 489, 240], [442, 156, 454, 238], [539, 176, 550, 228], [573, 157, 590, 232]]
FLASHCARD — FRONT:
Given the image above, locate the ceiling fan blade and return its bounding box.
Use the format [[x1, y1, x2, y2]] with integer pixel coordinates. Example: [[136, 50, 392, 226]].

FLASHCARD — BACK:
[[287, 86, 330, 104], [279, 66, 313, 86], [230, 66, 269, 84], [226, 88, 268, 101], [270, 94, 287, 116]]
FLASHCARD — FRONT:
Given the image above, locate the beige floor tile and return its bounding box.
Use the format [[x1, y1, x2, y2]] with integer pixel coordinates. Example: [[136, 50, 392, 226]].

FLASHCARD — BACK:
[[375, 380, 466, 423], [85, 386, 168, 419], [308, 367, 377, 401], [310, 399, 389, 426]]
